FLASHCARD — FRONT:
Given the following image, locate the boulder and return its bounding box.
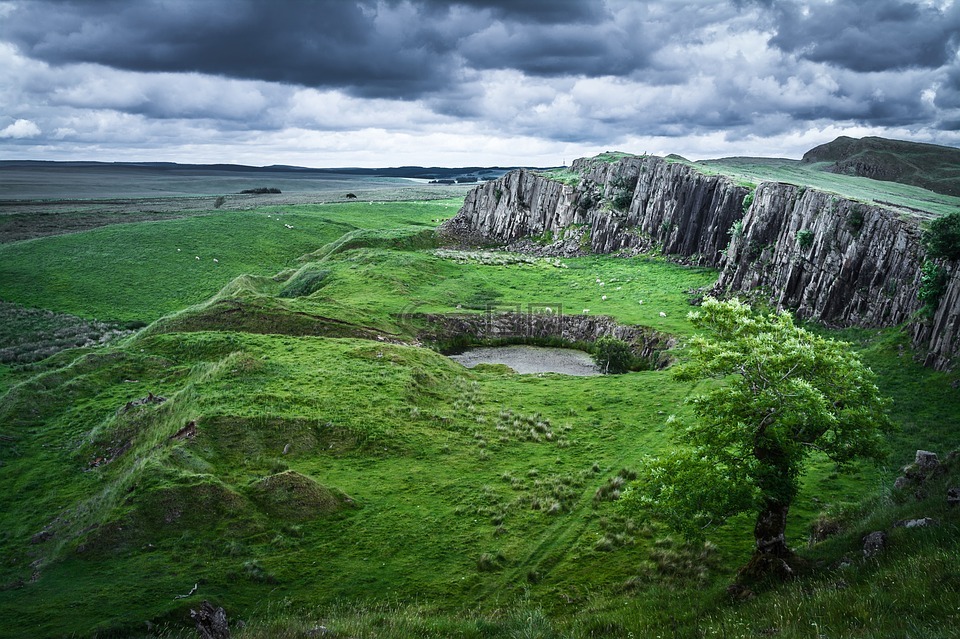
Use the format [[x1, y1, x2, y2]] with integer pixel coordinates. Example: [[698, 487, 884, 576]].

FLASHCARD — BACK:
[[947, 487, 959, 507], [191, 601, 230, 639], [893, 517, 938, 529], [914, 450, 940, 473], [862, 531, 887, 558]]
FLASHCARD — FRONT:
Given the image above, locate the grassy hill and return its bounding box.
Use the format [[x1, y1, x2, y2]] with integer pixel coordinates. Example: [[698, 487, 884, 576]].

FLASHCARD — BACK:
[[0, 167, 958, 637], [802, 136, 960, 197]]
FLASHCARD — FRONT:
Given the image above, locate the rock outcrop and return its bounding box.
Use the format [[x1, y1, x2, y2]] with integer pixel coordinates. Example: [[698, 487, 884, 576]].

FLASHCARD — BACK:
[[442, 156, 747, 265], [415, 311, 674, 368], [440, 154, 960, 370]]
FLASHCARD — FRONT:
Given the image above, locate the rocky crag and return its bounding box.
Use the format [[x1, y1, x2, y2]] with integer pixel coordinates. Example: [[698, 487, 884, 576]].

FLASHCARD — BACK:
[[440, 154, 960, 370]]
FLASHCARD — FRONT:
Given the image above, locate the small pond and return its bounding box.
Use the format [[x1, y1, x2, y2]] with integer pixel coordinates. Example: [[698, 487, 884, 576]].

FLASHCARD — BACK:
[[448, 345, 600, 376]]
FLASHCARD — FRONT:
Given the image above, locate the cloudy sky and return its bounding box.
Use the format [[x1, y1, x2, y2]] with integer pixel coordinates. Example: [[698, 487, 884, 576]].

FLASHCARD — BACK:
[[1, 0, 960, 167]]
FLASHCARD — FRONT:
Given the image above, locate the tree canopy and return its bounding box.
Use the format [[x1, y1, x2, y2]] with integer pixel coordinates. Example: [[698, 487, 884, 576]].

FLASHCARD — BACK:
[[627, 298, 893, 579]]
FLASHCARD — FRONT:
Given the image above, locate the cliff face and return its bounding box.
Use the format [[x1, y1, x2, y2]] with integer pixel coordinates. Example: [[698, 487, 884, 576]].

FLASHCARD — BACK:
[[443, 156, 748, 264], [440, 155, 960, 370], [718, 183, 926, 327]]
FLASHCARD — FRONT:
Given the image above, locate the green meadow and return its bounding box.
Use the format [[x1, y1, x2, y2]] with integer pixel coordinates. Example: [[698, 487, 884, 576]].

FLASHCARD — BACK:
[[0, 191, 958, 638]]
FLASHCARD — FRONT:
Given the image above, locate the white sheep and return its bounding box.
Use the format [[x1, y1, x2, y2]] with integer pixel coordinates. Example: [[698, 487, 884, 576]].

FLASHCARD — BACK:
[[545, 307, 553, 314], [582, 309, 590, 314], [602, 295, 607, 301], [177, 248, 181, 252], [659, 312, 666, 317], [213, 258, 219, 263], [284, 224, 293, 229], [195, 256, 200, 260]]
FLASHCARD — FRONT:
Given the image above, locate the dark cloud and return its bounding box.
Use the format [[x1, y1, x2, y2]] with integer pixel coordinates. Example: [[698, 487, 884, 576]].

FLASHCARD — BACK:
[[2, 0, 630, 99], [3, 0, 960, 165], [4, 0, 458, 97], [769, 0, 960, 72], [416, 0, 610, 24]]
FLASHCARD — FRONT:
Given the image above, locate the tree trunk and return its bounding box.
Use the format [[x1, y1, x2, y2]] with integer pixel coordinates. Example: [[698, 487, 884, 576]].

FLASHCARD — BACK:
[[754, 499, 790, 557], [738, 500, 796, 582]]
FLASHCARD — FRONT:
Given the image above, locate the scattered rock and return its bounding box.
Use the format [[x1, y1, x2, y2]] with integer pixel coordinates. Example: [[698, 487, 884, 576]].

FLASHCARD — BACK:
[[119, 392, 166, 414], [893, 475, 911, 490], [808, 515, 841, 545], [726, 583, 755, 601], [914, 450, 940, 473], [29, 530, 52, 545], [894, 517, 938, 529], [191, 601, 231, 639], [948, 487, 960, 507], [170, 420, 197, 441], [282, 443, 291, 455], [862, 531, 887, 558]]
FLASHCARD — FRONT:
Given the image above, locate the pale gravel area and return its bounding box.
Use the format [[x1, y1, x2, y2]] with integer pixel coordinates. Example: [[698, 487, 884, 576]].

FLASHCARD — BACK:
[[448, 345, 600, 376]]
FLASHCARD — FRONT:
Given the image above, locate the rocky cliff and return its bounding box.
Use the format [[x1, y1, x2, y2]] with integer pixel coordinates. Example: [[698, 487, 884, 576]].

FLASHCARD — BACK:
[[440, 154, 960, 370], [442, 156, 747, 264]]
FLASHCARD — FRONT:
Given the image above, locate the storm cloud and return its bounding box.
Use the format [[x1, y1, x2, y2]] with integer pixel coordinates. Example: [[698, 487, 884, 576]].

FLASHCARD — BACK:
[[1, 0, 959, 166]]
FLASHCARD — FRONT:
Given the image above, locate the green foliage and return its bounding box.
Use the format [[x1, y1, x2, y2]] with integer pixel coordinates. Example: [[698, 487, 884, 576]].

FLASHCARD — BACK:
[[918, 259, 948, 316], [795, 228, 815, 250], [629, 298, 893, 554], [592, 335, 635, 374], [922, 210, 960, 260], [742, 190, 755, 214], [847, 205, 865, 233]]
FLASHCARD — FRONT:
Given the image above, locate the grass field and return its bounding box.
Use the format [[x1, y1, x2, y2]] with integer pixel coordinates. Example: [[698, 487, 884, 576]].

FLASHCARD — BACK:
[[0, 188, 958, 638]]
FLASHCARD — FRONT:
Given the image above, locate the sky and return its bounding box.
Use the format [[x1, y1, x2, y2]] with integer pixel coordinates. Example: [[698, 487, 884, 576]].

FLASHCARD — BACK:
[[1, 0, 960, 167]]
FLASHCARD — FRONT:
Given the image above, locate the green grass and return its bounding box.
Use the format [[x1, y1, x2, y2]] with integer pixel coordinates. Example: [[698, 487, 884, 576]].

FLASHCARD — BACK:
[[0, 194, 958, 638], [679, 156, 960, 220], [0, 200, 461, 323]]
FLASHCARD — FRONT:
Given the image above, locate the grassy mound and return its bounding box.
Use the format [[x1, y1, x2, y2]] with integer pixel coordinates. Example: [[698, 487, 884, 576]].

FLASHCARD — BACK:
[[803, 135, 960, 196], [248, 470, 353, 520]]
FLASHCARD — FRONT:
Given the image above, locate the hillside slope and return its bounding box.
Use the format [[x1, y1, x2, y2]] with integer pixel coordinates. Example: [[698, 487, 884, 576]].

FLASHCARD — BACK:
[[803, 135, 960, 197]]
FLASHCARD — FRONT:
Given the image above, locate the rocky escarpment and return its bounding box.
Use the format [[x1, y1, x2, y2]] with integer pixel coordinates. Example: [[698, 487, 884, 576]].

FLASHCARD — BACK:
[[442, 155, 747, 265], [718, 183, 926, 328], [441, 154, 960, 370]]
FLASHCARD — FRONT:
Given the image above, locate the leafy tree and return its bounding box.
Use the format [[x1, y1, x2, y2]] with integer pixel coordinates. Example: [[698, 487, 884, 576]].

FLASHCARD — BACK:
[[922, 211, 960, 260], [628, 298, 892, 580]]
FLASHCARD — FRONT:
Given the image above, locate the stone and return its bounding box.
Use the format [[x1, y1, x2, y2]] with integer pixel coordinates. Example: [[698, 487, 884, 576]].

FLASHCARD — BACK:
[[893, 476, 911, 490], [191, 601, 231, 639], [947, 487, 959, 507], [914, 450, 940, 472], [862, 531, 887, 558], [893, 517, 938, 529]]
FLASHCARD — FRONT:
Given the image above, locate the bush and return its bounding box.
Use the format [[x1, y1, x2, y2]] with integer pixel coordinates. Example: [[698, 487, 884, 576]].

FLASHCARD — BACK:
[[918, 259, 948, 316], [922, 211, 960, 260], [796, 228, 815, 250], [592, 335, 634, 374]]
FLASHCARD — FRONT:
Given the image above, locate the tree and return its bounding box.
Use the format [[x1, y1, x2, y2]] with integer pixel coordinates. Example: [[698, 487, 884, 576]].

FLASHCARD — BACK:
[[628, 297, 892, 580], [922, 210, 960, 260]]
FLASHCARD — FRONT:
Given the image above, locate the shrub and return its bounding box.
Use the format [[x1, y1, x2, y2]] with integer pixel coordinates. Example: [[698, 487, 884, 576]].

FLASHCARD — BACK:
[[592, 335, 634, 374], [847, 206, 865, 233], [922, 211, 960, 260], [742, 190, 755, 214], [796, 228, 815, 250], [918, 259, 948, 316]]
